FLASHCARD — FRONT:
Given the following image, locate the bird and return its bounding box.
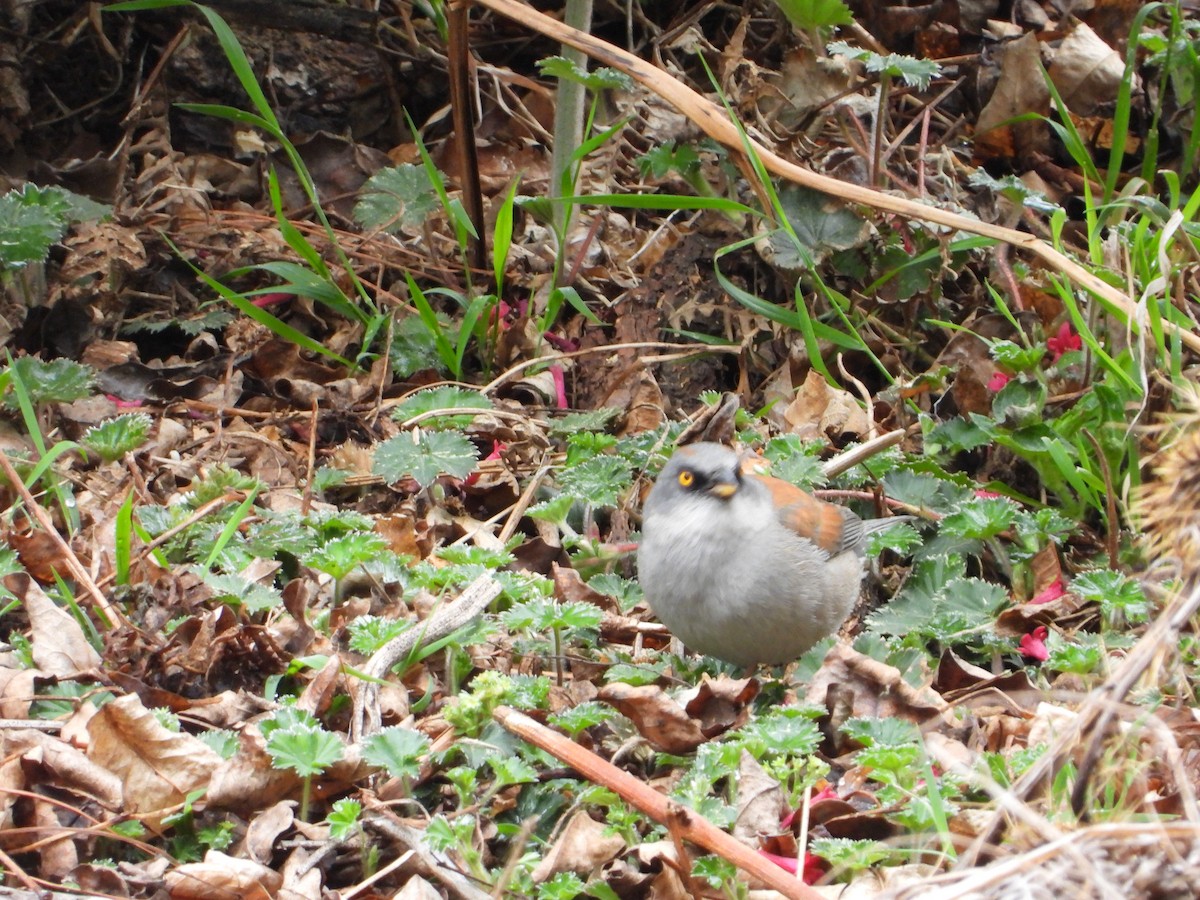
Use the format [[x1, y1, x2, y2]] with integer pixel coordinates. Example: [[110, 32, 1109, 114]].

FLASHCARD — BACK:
[[637, 442, 909, 666]]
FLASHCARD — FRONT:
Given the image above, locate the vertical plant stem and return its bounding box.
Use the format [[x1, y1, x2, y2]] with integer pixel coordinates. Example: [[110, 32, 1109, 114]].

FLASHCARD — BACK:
[[550, 0, 594, 264], [448, 2, 487, 274]]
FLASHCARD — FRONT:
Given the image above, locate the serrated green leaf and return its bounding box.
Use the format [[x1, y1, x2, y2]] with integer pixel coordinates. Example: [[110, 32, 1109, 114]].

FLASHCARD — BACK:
[[354, 164, 440, 234], [362, 726, 431, 779], [304, 532, 389, 581], [4, 357, 96, 407], [81, 413, 154, 463], [841, 716, 921, 747], [391, 386, 490, 429], [199, 570, 282, 613], [537, 56, 633, 91], [373, 430, 478, 487], [766, 186, 868, 269], [939, 497, 1018, 540], [265, 725, 343, 776], [557, 455, 632, 508]]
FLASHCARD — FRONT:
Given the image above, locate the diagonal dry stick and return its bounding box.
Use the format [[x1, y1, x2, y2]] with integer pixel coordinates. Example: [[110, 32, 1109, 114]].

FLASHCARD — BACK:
[[494, 705, 825, 899], [464, 0, 1200, 355]]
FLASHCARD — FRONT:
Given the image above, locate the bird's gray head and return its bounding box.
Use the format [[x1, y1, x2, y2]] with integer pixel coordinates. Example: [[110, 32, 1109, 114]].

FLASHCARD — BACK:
[[645, 443, 744, 514]]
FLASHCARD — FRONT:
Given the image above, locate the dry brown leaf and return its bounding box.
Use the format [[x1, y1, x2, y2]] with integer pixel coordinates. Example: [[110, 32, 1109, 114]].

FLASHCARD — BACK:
[[165, 850, 283, 900], [243, 801, 296, 865], [597, 682, 707, 753], [15, 573, 102, 676], [531, 809, 627, 882], [732, 751, 786, 844], [682, 675, 759, 737], [805, 643, 952, 754], [87, 694, 224, 830]]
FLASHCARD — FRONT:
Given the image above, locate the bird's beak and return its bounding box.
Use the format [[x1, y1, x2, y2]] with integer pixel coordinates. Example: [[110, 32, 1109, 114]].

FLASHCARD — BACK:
[[708, 481, 738, 499]]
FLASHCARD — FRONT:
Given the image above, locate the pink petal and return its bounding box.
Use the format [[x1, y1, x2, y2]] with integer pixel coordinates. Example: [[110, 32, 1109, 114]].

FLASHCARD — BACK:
[[987, 371, 1011, 391], [251, 292, 291, 308], [1020, 625, 1049, 661], [542, 331, 578, 352], [1030, 578, 1066, 605], [1047, 322, 1082, 361], [550, 364, 567, 409]]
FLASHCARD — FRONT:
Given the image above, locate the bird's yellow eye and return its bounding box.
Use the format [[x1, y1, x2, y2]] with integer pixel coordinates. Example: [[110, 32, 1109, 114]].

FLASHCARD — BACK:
[[678, 470, 695, 488]]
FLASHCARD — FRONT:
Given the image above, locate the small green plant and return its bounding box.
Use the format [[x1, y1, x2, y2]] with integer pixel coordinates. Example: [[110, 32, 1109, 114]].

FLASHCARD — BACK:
[[443, 671, 551, 737], [826, 42, 941, 186], [262, 709, 345, 820], [841, 718, 958, 849], [0, 183, 110, 275], [81, 413, 154, 464], [809, 837, 892, 880], [362, 726, 431, 788], [771, 0, 853, 51], [373, 429, 479, 488], [303, 532, 389, 606], [502, 597, 603, 680]]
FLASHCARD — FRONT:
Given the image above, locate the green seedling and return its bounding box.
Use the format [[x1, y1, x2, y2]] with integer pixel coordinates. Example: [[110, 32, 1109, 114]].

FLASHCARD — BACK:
[[263, 716, 345, 821]]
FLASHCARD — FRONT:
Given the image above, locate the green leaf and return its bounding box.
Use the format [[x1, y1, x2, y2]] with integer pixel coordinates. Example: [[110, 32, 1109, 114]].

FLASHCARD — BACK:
[[557, 455, 632, 508], [990, 378, 1046, 428], [265, 725, 344, 776], [354, 165, 440, 234], [828, 42, 941, 90], [326, 798, 362, 842], [527, 494, 574, 526], [841, 716, 921, 747], [925, 417, 993, 455], [0, 184, 109, 269], [548, 701, 616, 737], [362, 726, 431, 780], [772, 0, 853, 31], [198, 570, 282, 613], [489, 755, 538, 788], [810, 837, 891, 871], [549, 408, 621, 436], [537, 56, 633, 91], [938, 497, 1019, 541], [391, 386, 491, 429], [733, 707, 822, 757], [304, 532, 389, 581], [347, 616, 413, 655], [4, 357, 96, 408], [1072, 569, 1149, 623], [81, 413, 154, 463], [373, 430, 479, 488], [766, 185, 869, 268]]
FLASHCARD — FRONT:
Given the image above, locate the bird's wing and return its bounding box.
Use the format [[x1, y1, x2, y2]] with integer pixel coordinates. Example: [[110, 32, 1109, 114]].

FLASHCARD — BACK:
[[759, 475, 864, 556]]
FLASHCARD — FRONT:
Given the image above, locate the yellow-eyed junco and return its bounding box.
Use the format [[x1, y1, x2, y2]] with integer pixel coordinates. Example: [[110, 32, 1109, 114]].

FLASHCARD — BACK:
[[637, 442, 907, 665]]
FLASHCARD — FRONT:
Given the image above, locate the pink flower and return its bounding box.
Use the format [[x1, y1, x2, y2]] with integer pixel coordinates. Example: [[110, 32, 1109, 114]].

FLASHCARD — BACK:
[[1047, 322, 1082, 361], [251, 292, 291, 308], [1020, 625, 1049, 661], [464, 440, 506, 486], [974, 489, 1003, 499], [759, 850, 826, 884], [550, 363, 567, 408], [542, 331, 579, 352], [1030, 578, 1066, 605], [987, 371, 1011, 391]]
